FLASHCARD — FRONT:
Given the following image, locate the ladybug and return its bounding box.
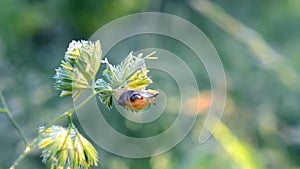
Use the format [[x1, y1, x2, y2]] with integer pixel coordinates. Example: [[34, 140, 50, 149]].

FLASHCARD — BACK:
[[117, 90, 159, 111]]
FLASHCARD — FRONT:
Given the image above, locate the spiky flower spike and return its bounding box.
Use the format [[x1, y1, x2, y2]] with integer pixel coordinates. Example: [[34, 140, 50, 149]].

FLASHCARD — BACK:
[[54, 40, 102, 100], [95, 51, 159, 108], [37, 125, 98, 169]]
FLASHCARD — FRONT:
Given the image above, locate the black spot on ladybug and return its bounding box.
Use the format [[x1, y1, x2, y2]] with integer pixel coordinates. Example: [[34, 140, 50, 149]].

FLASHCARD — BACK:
[[130, 93, 143, 101]]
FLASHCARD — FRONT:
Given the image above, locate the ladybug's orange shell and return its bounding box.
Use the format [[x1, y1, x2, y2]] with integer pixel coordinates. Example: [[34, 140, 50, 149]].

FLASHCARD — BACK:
[[130, 97, 150, 110], [117, 90, 158, 111]]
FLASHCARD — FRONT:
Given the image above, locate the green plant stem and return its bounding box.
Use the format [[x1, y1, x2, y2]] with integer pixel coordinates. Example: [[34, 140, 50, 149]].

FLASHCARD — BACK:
[[67, 110, 73, 125], [44, 90, 97, 129], [10, 90, 97, 169], [0, 91, 28, 146], [9, 142, 35, 169]]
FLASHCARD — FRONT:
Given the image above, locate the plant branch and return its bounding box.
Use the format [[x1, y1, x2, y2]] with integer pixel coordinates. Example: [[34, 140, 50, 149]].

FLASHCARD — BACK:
[[0, 91, 28, 146], [67, 110, 73, 125], [10, 90, 97, 169], [9, 142, 35, 169], [45, 90, 97, 129]]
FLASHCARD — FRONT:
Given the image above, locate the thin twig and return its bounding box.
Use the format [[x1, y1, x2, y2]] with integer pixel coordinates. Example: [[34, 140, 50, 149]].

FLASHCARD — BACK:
[[9, 142, 35, 169], [10, 91, 97, 169], [0, 91, 28, 145], [44, 91, 96, 129]]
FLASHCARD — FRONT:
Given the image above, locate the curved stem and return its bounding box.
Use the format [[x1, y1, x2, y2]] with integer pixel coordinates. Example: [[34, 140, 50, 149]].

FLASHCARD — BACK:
[[9, 141, 36, 169], [0, 108, 7, 113], [0, 91, 28, 145], [44, 91, 96, 129], [10, 90, 97, 169], [67, 111, 73, 125]]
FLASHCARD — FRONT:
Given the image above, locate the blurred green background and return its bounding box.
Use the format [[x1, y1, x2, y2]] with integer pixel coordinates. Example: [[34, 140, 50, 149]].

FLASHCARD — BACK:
[[1, 0, 300, 169]]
